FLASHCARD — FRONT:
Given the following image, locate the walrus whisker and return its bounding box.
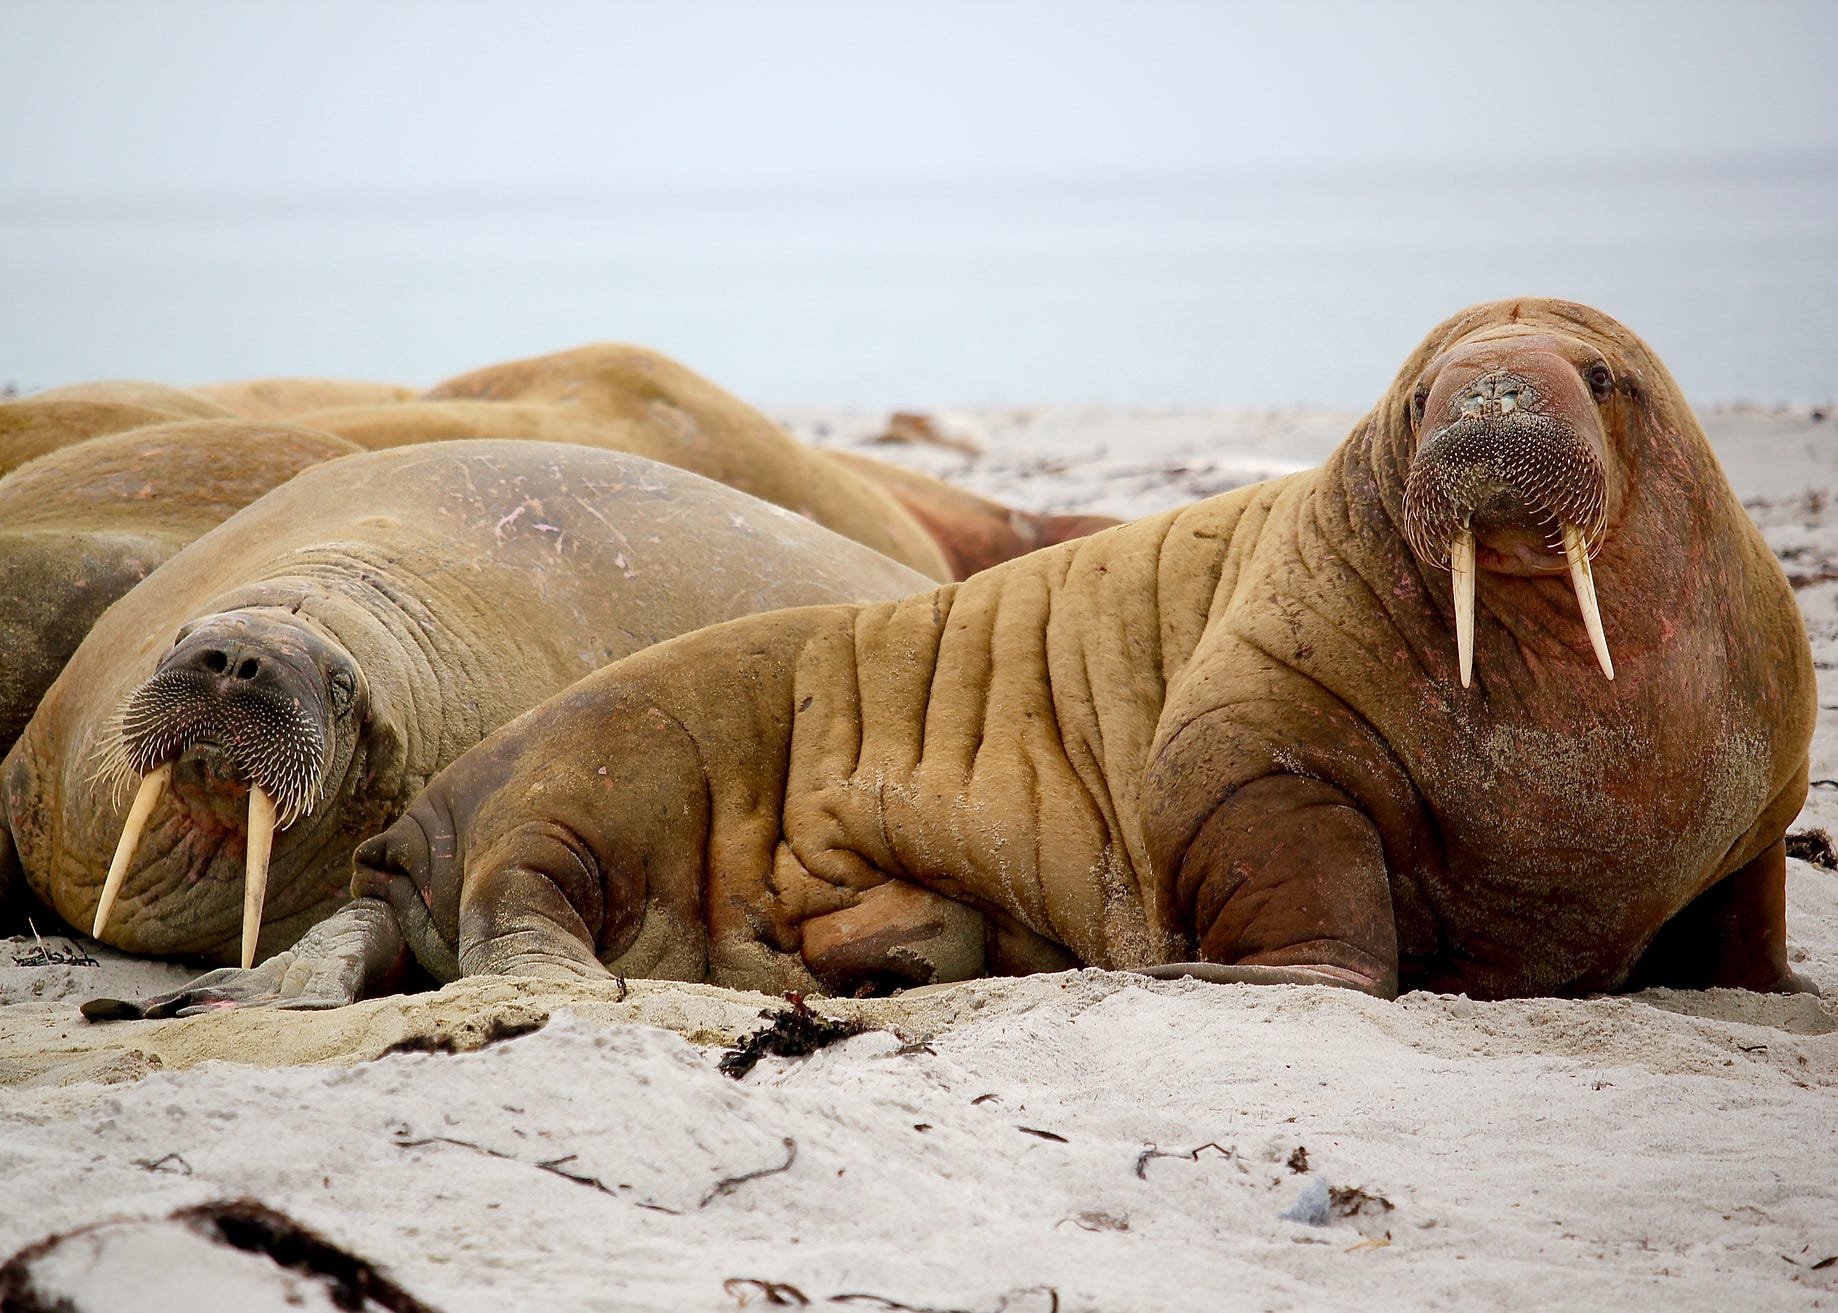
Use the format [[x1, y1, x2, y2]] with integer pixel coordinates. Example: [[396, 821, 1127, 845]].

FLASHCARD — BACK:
[[1561, 521, 1614, 680], [1451, 524, 1477, 688], [243, 784, 278, 969], [86, 728, 138, 811], [92, 762, 172, 939]]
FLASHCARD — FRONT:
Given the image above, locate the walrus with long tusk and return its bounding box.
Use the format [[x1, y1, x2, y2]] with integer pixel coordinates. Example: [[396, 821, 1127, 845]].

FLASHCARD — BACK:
[[225, 297, 1811, 1009], [0, 441, 930, 977], [0, 420, 361, 760]]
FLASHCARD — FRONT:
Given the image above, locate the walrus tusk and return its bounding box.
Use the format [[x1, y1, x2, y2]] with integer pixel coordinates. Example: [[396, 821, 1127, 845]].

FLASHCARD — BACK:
[[92, 762, 172, 939], [243, 784, 278, 969], [1561, 521, 1615, 680], [1451, 524, 1476, 688]]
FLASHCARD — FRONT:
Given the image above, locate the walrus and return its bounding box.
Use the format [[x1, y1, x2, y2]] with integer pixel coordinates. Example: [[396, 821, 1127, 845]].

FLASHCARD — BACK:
[[190, 377, 419, 421], [0, 419, 360, 758], [296, 343, 1116, 581], [296, 345, 963, 578], [282, 298, 1811, 1006], [824, 448, 1123, 578], [0, 382, 235, 478], [0, 441, 929, 977]]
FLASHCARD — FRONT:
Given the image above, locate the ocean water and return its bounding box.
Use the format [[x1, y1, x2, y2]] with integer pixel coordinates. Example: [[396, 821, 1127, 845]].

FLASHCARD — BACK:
[[4, 163, 1835, 407]]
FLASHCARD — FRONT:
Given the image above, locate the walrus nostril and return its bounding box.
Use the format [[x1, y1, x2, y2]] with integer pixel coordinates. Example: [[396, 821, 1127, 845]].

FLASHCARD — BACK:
[[201, 649, 228, 675], [235, 658, 260, 681]]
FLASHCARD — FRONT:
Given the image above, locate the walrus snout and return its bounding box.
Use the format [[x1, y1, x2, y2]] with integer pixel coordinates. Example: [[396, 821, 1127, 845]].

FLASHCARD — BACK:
[[115, 615, 345, 824], [90, 610, 366, 968], [1401, 344, 1618, 687]]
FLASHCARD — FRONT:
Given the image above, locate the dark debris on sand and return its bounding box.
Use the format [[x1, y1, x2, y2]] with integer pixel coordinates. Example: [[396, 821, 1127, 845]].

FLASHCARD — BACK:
[[1788, 828, 1838, 870], [0, 1197, 441, 1313], [719, 993, 869, 1078], [382, 1011, 548, 1057]]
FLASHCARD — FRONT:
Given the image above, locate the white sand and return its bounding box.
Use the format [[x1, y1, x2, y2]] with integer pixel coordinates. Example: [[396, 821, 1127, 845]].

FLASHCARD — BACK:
[[3, 404, 1836, 1311]]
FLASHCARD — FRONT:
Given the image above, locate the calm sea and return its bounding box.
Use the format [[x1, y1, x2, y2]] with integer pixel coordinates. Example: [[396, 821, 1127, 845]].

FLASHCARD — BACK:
[[4, 162, 1835, 407]]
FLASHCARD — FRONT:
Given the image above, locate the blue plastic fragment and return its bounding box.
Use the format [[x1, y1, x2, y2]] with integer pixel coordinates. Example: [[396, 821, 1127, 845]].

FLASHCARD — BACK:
[[1279, 1176, 1331, 1226]]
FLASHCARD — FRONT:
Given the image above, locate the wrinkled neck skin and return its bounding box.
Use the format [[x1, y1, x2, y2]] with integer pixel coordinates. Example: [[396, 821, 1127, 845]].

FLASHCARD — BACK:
[[1280, 305, 1810, 993]]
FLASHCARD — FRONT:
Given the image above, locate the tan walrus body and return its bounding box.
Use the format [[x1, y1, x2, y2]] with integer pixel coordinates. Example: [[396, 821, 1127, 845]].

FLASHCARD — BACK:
[[280, 299, 1817, 1008], [298, 344, 1118, 580], [0, 383, 235, 478], [823, 448, 1123, 579], [0, 420, 360, 758], [1, 442, 929, 974], [189, 378, 419, 420], [12, 348, 1111, 584], [94, 300, 1816, 1015], [300, 345, 955, 578]]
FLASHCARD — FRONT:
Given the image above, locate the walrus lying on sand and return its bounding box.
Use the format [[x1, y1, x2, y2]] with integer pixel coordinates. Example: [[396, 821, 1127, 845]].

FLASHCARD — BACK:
[[88, 298, 1817, 1016], [0, 442, 928, 978], [189, 377, 420, 420], [0, 420, 360, 760], [0, 382, 236, 478], [258, 297, 1803, 1007], [294, 343, 1120, 581], [823, 447, 1126, 580], [11, 346, 1116, 582]]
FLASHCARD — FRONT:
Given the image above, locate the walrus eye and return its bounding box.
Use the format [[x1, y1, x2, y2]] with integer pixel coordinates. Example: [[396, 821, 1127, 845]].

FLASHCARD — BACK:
[[1587, 364, 1614, 400], [329, 668, 357, 716], [1411, 383, 1430, 426]]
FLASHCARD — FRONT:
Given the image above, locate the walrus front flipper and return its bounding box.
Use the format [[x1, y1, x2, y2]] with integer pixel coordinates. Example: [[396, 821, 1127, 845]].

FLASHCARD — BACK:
[[82, 899, 410, 1021], [1160, 775, 1402, 999], [1132, 962, 1382, 991], [1623, 840, 1819, 995]]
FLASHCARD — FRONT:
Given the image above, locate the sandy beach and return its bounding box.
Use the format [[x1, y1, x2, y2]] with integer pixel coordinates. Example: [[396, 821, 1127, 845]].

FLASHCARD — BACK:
[[3, 403, 1836, 1312]]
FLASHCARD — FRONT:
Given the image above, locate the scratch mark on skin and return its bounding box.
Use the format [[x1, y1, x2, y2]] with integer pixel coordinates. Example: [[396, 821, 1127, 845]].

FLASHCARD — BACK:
[[494, 505, 528, 541], [570, 496, 614, 531]]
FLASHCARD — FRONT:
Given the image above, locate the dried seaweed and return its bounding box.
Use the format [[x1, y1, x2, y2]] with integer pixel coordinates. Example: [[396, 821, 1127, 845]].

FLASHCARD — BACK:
[[1015, 1126, 1067, 1143], [723, 1276, 811, 1306], [702, 1137, 798, 1207], [1787, 828, 1838, 870], [390, 1131, 680, 1214], [0, 1197, 441, 1313], [10, 919, 99, 969], [719, 993, 868, 1078], [1134, 1141, 1235, 1179], [192, 1198, 442, 1313], [381, 1013, 547, 1057]]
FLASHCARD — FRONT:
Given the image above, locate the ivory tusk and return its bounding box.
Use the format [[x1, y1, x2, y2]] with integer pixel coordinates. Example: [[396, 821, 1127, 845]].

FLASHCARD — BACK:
[[1451, 525, 1476, 688], [92, 762, 171, 940], [1561, 522, 1615, 680], [242, 785, 278, 970]]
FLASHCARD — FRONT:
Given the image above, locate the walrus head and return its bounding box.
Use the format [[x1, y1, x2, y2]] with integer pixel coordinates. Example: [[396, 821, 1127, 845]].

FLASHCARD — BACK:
[[89, 608, 369, 967], [1397, 327, 1630, 687]]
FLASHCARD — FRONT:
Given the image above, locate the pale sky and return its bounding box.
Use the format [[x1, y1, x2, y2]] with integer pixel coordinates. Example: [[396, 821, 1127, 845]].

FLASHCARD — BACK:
[[5, 0, 1836, 204]]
